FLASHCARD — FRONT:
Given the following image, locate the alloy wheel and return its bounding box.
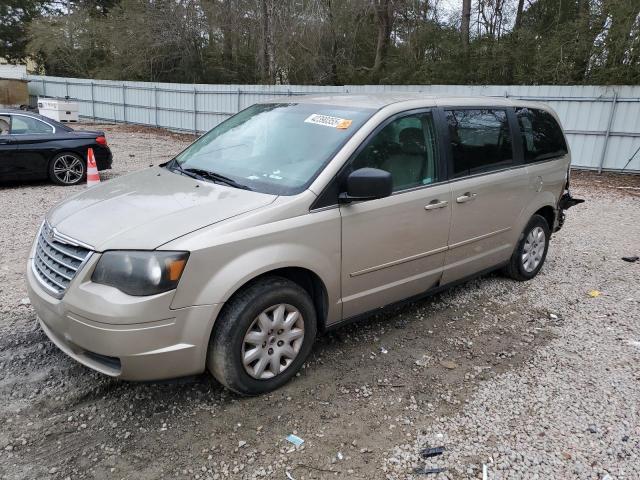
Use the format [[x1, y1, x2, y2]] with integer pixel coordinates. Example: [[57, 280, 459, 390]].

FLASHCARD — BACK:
[[53, 154, 83, 185]]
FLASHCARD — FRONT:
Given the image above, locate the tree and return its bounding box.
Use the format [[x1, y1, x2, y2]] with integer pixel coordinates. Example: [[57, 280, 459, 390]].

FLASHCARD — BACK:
[[27, 7, 104, 77], [260, 0, 275, 83], [14, 0, 640, 86], [461, 0, 471, 48], [514, 0, 524, 31], [324, 0, 340, 85], [601, 0, 640, 81], [372, 0, 394, 82], [0, 0, 52, 62]]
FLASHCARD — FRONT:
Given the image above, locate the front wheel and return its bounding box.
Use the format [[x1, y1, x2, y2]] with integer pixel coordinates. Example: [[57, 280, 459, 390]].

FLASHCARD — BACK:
[[207, 277, 317, 395], [49, 152, 85, 186], [503, 214, 550, 281]]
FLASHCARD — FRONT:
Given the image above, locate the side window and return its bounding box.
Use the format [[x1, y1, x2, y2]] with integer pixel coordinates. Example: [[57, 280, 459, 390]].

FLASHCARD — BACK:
[[446, 109, 514, 177], [0, 116, 9, 135], [10, 116, 53, 135], [516, 107, 567, 162], [351, 112, 439, 192]]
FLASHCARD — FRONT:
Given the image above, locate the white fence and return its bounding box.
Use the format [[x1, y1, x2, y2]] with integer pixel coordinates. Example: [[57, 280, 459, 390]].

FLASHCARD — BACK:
[[0, 63, 28, 79], [26, 75, 640, 173]]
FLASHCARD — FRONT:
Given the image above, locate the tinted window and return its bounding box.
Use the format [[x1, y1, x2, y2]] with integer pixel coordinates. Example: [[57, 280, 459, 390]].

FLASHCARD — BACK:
[[446, 109, 513, 177], [516, 107, 567, 162], [351, 112, 439, 192], [11, 115, 53, 134]]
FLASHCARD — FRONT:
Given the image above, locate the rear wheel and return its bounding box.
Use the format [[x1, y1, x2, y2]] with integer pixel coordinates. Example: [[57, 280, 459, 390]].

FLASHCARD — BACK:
[[208, 277, 317, 395], [504, 214, 550, 281], [49, 152, 85, 186]]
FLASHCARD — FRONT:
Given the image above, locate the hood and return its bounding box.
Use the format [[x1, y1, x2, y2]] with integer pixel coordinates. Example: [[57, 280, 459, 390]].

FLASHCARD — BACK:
[[47, 167, 277, 251]]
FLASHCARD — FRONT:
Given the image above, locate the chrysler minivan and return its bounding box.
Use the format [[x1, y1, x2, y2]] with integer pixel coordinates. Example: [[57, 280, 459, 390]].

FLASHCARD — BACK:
[[26, 94, 581, 395]]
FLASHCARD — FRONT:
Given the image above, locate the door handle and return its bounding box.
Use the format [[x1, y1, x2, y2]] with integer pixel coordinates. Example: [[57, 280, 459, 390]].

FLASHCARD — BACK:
[[456, 192, 477, 203], [424, 200, 448, 210]]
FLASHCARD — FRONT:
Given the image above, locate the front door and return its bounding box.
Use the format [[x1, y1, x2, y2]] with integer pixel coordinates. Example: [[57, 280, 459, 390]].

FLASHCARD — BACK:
[[340, 110, 452, 318], [441, 108, 529, 284], [11, 114, 56, 177]]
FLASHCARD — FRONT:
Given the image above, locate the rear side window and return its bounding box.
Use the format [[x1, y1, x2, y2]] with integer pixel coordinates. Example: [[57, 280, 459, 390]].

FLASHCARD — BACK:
[[446, 109, 513, 178], [516, 107, 567, 162], [11, 115, 53, 134]]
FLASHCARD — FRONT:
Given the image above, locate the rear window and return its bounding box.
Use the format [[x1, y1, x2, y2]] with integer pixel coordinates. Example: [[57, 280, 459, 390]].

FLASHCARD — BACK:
[[446, 109, 514, 177], [516, 107, 567, 162]]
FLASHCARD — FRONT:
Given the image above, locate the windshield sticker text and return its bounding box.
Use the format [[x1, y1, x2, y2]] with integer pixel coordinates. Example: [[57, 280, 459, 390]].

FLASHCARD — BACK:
[[304, 114, 352, 129]]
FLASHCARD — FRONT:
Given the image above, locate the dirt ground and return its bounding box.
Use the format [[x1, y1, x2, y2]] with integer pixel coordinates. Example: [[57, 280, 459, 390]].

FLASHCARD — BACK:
[[0, 123, 638, 480]]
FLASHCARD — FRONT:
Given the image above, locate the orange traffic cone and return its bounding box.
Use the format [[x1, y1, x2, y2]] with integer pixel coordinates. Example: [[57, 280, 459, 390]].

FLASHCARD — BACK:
[[87, 148, 100, 187]]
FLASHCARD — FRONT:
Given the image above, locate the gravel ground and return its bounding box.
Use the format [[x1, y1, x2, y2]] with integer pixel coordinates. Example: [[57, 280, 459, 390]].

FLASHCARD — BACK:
[[0, 122, 638, 480], [384, 186, 640, 479]]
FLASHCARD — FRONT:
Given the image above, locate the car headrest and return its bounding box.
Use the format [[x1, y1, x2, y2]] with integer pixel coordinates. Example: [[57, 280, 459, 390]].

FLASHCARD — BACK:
[[399, 127, 425, 155]]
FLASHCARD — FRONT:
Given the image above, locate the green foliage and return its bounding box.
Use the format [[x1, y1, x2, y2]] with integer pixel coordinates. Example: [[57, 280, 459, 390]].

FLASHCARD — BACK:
[[14, 0, 640, 85], [0, 0, 51, 62]]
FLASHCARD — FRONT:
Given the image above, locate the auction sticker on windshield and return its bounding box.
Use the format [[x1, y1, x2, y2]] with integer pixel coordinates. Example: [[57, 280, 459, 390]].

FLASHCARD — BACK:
[[304, 114, 352, 129]]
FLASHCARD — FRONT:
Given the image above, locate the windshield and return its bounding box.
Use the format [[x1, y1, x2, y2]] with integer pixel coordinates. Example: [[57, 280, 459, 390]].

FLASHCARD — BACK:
[[172, 103, 374, 195]]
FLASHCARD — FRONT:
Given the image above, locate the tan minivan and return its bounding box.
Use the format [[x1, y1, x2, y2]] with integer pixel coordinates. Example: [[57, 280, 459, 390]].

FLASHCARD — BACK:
[[26, 94, 582, 395]]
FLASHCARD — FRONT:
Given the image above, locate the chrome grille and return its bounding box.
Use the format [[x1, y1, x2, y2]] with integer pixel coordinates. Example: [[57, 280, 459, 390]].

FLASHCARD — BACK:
[[32, 222, 92, 297]]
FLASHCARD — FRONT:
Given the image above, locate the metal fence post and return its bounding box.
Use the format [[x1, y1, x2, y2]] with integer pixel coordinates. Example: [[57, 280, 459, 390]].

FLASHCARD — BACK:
[[122, 84, 127, 124], [90, 81, 95, 121], [154, 86, 159, 127], [42, 78, 46, 97], [65, 79, 69, 98], [193, 86, 198, 134], [598, 91, 618, 174], [237, 88, 242, 113]]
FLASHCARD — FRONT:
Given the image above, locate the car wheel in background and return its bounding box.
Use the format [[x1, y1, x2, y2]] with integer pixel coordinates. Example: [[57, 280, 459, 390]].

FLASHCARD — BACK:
[[49, 152, 85, 186], [504, 214, 551, 281], [208, 276, 317, 395]]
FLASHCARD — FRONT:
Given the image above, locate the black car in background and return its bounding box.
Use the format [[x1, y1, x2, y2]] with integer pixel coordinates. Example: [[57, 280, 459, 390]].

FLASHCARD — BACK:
[[0, 110, 112, 186]]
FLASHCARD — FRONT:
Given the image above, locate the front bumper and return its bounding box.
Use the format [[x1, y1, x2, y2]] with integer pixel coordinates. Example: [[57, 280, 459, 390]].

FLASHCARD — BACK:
[[26, 255, 221, 381]]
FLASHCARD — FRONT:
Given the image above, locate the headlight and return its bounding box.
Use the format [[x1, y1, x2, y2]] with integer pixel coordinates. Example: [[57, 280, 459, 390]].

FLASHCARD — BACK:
[[92, 251, 189, 296]]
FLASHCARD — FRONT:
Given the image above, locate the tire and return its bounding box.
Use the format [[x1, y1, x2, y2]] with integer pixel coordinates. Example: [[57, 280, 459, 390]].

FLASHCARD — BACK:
[[48, 152, 85, 186], [503, 214, 551, 281], [207, 276, 317, 395]]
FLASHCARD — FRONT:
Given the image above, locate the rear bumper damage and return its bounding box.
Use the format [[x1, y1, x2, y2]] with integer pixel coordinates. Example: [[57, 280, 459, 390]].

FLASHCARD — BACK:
[[555, 191, 585, 232]]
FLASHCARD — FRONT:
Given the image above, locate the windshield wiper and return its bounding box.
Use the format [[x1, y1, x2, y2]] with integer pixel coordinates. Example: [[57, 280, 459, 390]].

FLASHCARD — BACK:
[[167, 160, 202, 180], [182, 168, 252, 191], [167, 161, 252, 190]]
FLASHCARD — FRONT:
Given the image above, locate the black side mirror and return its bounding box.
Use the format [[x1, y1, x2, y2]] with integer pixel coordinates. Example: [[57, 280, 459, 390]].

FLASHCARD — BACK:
[[339, 167, 392, 203]]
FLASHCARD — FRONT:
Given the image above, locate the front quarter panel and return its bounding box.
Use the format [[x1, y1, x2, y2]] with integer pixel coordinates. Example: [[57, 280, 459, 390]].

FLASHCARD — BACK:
[[164, 191, 342, 324]]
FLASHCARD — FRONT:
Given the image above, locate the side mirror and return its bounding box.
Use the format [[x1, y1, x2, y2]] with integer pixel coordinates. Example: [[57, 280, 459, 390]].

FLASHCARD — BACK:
[[339, 167, 392, 203]]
